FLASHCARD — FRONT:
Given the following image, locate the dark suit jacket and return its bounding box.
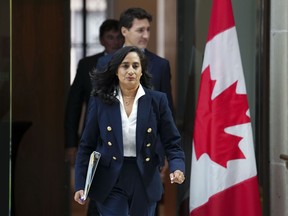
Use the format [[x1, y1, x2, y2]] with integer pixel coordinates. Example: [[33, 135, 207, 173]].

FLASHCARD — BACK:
[[65, 52, 105, 148], [97, 49, 174, 112], [75, 88, 185, 203]]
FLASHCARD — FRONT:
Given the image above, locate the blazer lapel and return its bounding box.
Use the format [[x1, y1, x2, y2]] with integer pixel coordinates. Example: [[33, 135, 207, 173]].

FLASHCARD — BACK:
[[136, 94, 151, 154]]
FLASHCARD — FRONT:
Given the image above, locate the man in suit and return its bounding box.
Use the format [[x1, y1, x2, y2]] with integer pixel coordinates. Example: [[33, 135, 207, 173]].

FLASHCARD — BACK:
[[64, 19, 124, 216], [97, 8, 174, 113]]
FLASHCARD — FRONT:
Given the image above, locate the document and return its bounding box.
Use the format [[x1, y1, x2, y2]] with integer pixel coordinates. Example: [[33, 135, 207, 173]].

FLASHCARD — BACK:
[[81, 151, 101, 201]]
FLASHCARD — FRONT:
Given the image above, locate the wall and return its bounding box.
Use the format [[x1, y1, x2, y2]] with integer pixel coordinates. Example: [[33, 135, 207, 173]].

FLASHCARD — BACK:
[[270, 0, 288, 215], [0, 0, 10, 215], [12, 0, 70, 215]]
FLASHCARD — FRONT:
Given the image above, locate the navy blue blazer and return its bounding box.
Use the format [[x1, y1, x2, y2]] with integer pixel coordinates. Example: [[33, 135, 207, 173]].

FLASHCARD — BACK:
[[75, 88, 185, 203], [65, 52, 105, 148], [96, 49, 174, 113]]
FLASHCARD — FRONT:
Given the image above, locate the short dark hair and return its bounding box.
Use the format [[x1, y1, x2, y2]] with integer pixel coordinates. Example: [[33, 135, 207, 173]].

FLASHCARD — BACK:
[[91, 46, 152, 104], [99, 19, 119, 39], [119, 7, 152, 30]]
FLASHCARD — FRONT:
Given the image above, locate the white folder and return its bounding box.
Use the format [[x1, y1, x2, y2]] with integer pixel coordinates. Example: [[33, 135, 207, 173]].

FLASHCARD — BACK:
[[81, 151, 101, 201]]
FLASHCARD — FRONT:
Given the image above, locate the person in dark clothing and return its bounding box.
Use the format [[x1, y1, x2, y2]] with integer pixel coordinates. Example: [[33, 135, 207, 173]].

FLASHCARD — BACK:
[[74, 46, 185, 216], [96, 8, 175, 215]]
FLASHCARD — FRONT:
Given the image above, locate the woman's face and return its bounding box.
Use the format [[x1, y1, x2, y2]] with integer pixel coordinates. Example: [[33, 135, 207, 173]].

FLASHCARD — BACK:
[[116, 51, 143, 90]]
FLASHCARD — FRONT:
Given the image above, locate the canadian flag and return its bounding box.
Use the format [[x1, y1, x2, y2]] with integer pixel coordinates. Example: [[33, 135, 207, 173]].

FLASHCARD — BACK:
[[189, 0, 262, 216]]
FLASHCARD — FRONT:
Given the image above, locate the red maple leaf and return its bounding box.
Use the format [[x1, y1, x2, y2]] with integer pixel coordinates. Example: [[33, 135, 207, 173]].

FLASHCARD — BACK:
[[193, 66, 251, 168]]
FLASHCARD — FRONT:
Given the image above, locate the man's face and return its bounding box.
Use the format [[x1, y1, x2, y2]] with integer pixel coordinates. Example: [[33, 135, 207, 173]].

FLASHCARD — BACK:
[[121, 18, 150, 49], [100, 30, 124, 54]]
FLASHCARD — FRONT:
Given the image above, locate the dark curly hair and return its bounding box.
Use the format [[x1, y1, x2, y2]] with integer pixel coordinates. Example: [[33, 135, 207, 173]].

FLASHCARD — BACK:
[[90, 46, 152, 104]]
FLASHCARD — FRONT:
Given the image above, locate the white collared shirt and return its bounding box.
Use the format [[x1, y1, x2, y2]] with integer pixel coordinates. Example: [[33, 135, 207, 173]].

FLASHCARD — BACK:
[[116, 85, 145, 157]]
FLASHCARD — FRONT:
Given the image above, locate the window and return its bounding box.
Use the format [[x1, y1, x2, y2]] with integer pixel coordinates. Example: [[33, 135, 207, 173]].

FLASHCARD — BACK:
[[70, 0, 107, 84]]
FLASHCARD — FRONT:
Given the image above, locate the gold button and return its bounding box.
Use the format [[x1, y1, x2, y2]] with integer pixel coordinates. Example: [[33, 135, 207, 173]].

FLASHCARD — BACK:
[[112, 156, 117, 160], [146, 143, 151, 147], [147, 128, 152, 133], [108, 141, 112, 146], [145, 157, 150, 162], [107, 126, 112, 131]]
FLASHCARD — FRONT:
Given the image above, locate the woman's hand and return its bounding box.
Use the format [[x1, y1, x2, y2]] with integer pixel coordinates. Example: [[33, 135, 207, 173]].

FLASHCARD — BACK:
[[74, 190, 86, 205], [170, 170, 185, 184]]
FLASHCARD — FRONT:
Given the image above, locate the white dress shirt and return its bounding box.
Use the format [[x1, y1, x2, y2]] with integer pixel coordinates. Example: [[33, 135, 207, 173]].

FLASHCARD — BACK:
[[117, 85, 145, 157]]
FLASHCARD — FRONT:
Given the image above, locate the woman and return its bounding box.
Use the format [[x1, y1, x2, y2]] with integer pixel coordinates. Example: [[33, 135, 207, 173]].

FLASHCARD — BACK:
[[74, 46, 185, 216]]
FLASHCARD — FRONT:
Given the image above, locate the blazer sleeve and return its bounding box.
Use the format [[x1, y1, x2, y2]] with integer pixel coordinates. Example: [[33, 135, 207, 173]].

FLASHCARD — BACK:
[[75, 97, 100, 191], [156, 93, 185, 174]]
